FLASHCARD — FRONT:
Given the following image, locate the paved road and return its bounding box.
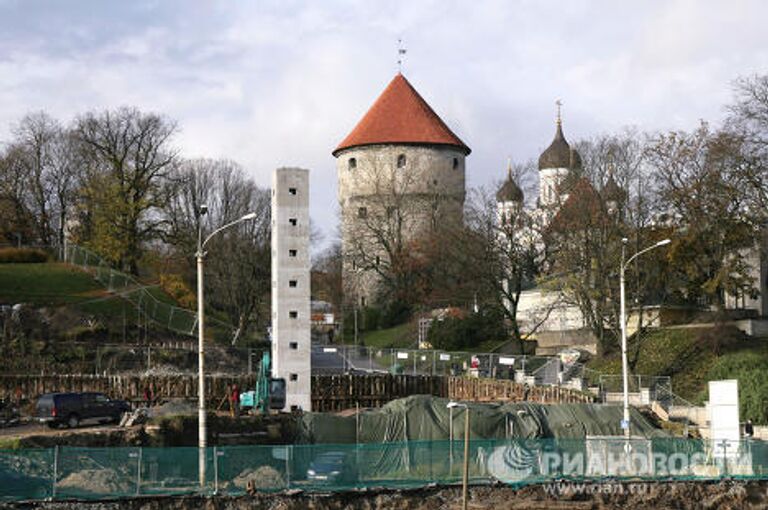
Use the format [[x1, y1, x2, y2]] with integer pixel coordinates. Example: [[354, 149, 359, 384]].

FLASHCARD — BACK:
[[310, 346, 388, 374]]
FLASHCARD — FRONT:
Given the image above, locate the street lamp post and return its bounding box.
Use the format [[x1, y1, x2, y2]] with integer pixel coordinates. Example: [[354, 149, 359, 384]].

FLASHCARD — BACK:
[[197, 211, 258, 488], [447, 401, 470, 510], [619, 237, 670, 438]]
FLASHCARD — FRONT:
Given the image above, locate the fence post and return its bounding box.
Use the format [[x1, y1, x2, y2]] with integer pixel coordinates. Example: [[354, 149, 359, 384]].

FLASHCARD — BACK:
[[51, 445, 59, 499], [286, 445, 292, 489], [136, 447, 142, 495], [213, 446, 219, 494]]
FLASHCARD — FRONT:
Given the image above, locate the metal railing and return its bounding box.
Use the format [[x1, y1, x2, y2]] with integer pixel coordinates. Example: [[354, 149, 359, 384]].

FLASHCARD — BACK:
[[310, 344, 586, 387]]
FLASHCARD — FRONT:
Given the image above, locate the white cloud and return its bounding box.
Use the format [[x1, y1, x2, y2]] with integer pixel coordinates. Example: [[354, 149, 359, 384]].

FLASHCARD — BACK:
[[1, 0, 768, 243]]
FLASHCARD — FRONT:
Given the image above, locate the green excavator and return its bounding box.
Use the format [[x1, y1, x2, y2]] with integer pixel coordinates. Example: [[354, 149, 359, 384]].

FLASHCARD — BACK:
[[239, 351, 286, 412]]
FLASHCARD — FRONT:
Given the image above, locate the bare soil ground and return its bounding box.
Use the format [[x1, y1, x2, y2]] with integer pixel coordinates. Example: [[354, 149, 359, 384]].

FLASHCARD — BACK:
[[2, 481, 767, 510], [0, 421, 145, 448]]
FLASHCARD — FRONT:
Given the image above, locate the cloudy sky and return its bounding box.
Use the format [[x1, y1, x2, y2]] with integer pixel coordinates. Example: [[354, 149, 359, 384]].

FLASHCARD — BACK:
[[1, 0, 767, 245]]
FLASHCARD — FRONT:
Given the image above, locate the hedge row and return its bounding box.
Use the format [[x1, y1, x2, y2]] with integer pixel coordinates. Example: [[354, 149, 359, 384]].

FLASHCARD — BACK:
[[0, 247, 50, 263]]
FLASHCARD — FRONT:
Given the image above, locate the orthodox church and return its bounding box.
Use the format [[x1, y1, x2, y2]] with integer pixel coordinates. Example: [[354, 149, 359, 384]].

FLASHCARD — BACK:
[[496, 108, 626, 354]]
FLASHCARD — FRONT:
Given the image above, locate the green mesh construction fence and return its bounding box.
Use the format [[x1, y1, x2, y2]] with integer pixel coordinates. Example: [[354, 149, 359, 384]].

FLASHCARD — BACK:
[[1, 439, 767, 502]]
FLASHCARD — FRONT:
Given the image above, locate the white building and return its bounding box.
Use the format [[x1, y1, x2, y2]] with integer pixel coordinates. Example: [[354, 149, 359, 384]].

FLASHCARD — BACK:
[[271, 167, 312, 411]]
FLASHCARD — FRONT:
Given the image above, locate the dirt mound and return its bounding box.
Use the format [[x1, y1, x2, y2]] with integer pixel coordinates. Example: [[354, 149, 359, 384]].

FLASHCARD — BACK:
[[231, 465, 285, 490], [150, 398, 196, 417], [57, 468, 133, 494]]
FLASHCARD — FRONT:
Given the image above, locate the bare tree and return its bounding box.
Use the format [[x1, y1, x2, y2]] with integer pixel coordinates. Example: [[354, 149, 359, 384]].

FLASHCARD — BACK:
[[165, 158, 271, 342], [342, 151, 463, 309], [0, 145, 35, 244], [74, 107, 178, 273], [312, 241, 343, 312], [0, 113, 79, 250], [461, 174, 545, 351]]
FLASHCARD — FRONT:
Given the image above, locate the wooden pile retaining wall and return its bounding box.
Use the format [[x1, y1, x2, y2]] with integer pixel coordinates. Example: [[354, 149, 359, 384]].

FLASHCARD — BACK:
[[0, 374, 256, 405], [311, 374, 447, 412], [447, 377, 593, 404], [0, 374, 593, 410]]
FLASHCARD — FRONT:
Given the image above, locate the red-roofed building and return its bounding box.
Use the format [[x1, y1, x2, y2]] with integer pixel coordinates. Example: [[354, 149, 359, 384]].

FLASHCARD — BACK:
[[334, 73, 470, 306], [333, 73, 470, 156]]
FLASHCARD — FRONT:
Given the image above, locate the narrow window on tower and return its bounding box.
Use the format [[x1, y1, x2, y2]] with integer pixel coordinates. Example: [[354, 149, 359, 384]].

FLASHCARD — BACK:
[[290, 373, 298, 381], [289, 280, 298, 288], [289, 249, 297, 257], [375, 255, 380, 266], [348, 158, 357, 170], [289, 342, 298, 350], [397, 154, 406, 168], [358, 207, 367, 219], [289, 218, 297, 226], [453, 157, 459, 170], [288, 187, 297, 195], [289, 310, 298, 318]]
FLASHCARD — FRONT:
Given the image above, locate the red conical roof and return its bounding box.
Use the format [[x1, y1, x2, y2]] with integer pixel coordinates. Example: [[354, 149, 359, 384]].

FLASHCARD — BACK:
[[333, 73, 471, 156]]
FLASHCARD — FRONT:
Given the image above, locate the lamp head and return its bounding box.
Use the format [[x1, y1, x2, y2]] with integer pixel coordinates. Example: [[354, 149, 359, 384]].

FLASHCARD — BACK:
[[240, 212, 258, 221], [656, 239, 671, 247], [446, 401, 465, 409]]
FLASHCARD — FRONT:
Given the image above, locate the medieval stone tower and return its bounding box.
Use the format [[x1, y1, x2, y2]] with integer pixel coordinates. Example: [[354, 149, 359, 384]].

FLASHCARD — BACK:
[[333, 73, 471, 306]]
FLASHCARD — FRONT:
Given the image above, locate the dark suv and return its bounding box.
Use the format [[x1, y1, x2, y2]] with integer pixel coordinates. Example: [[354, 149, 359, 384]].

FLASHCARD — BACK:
[[35, 392, 130, 428]]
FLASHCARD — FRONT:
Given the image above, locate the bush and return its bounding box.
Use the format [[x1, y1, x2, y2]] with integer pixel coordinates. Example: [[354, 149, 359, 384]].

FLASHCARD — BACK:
[[362, 306, 381, 331], [159, 273, 196, 309], [702, 351, 768, 425], [0, 247, 49, 263], [380, 300, 412, 328], [427, 306, 507, 351]]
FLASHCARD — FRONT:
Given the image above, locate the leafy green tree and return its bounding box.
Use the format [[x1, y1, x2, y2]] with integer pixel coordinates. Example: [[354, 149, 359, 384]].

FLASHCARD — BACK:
[[646, 123, 761, 310]]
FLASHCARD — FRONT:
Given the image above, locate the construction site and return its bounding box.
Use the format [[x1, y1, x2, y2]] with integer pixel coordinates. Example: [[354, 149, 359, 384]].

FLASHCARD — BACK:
[[0, 168, 766, 509]]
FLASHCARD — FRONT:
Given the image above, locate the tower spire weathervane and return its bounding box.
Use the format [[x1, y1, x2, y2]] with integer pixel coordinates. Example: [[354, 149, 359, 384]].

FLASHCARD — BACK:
[[397, 38, 407, 73], [556, 99, 562, 126]]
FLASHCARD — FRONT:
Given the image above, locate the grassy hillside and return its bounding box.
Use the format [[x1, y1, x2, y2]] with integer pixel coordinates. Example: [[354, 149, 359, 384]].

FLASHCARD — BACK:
[[0, 261, 187, 337], [0, 262, 103, 306], [587, 326, 768, 423], [358, 322, 414, 348]]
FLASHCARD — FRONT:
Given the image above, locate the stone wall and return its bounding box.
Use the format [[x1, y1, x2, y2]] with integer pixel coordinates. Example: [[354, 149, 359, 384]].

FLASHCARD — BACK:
[[336, 144, 466, 305]]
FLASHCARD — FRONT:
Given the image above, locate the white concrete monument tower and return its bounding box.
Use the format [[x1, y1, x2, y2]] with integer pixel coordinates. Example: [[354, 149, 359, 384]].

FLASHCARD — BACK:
[[271, 167, 311, 411]]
